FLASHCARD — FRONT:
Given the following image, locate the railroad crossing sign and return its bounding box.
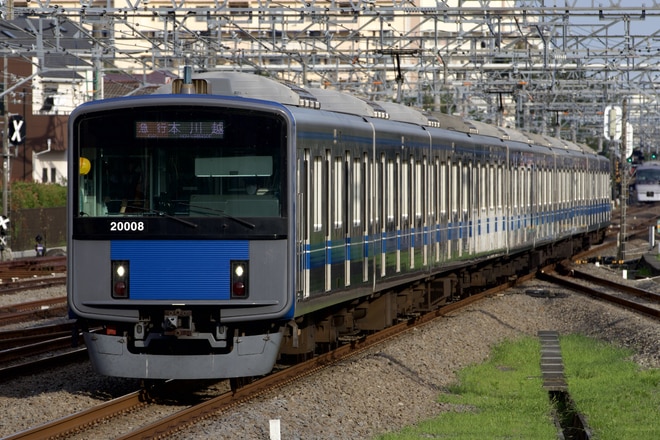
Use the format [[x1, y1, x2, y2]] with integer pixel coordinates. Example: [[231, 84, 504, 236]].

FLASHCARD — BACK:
[[8, 115, 25, 146], [0, 216, 9, 248]]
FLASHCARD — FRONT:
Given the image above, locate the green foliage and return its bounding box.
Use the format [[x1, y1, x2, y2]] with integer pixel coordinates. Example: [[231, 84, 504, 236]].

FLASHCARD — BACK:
[[9, 182, 66, 210], [562, 334, 660, 439]]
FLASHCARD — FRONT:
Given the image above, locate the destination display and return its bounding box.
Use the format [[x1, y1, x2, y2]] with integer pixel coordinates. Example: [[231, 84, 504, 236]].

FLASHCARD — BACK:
[[135, 120, 225, 139]]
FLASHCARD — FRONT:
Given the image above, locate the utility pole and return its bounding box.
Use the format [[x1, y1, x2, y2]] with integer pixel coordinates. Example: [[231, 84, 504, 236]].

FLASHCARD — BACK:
[[3, 56, 8, 218], [3, 0, 12, 218], [618, 97, 628, 261]]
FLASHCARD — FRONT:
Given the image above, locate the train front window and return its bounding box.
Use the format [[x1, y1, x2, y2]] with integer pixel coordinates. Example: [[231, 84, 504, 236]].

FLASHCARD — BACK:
[[75, 105, 287, 223], [636, 168, 660, 185]]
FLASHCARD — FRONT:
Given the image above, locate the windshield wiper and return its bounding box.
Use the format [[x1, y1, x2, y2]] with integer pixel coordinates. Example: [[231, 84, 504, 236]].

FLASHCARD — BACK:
[[124, 205, 198, 228], [182, 203, 256, 229]]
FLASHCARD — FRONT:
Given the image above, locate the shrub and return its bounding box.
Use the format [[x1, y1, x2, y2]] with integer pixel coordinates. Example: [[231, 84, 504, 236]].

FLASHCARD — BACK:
[[9, 182, 66, 210]]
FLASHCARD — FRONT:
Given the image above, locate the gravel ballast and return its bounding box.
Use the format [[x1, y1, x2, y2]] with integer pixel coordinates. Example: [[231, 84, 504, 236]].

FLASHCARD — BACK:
[[1, 266, 659, 439]]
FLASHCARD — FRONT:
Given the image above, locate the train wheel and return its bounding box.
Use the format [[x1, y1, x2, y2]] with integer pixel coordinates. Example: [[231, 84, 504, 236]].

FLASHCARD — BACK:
[[229, 376, 255, 393]]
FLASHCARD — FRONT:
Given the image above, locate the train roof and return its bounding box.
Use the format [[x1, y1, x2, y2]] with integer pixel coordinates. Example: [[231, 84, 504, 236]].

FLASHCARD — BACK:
[[170, 71, 597, 155], [636, 161, 660, 169]]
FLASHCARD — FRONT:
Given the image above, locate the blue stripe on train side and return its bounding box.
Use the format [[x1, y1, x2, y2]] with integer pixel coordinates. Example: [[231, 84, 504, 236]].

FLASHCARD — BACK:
[[111, 240, 248, 300]]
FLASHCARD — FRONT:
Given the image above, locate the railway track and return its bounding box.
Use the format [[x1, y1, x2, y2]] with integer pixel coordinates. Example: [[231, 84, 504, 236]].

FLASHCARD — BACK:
[[0, 256, 66, 284], [4, 270, 538, 440], [0, 322, 87, 381], [0, 276, 66, 295], [539, 263, 660, 321], [0, 297, 68, 326]]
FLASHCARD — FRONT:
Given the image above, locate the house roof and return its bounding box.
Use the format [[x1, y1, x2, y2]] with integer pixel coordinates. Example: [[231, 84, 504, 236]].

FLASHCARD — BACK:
[[103, 70, 178, 99], [0, 18, 93, 71]]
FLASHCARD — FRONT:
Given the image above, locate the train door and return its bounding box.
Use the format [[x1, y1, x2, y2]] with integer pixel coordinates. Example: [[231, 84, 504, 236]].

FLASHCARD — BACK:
[[510, 161, 519, 248], [484, 160, 492, 251], [475, 158, 484, 250], [539, 166, 548, 239], [420, 156, 428, 268], [494, 162, 505, 250], [297, 149, 311, 299], [524, 164, 532, 243], [308, 153, 327, 294], [461, 160, 471, 257], [376, 153, 387, 278], [359, 154, 370, 283], [398, 153, 405, 273], [347, 151, 369, 287], [331, 153, 347, 289], [429, 157, 439, 265], [471, 160, 480, 254], [439, 159, 449, 262], [449, 159, 460, 260]]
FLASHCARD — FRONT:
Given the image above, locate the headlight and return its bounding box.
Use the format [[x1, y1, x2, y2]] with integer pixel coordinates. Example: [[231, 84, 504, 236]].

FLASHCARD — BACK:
[[231, 260, 249, 298], [111, 260, 130, 298]]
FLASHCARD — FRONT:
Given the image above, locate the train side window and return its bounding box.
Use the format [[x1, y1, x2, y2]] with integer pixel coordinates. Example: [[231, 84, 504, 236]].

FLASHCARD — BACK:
[[334, 156, 343, 229], [325, 151, 332, 232], [429, 158, 436, 220], [497, 165, 503, 210], [353, 157, 362, 227], [363, 154, 370, 228], [415, 159, 423, 220], [313, 156, 323, 232], [488, 164, 495, 211], [376, 154, 384, 226], [513, 167, 519, 210], [451, 161, 459, 214], [440, 161, 447, 216], [479, 163, 485, 212], [387, 159, 395, 223], [525, 166, 531, 210], [301, 150, 310, 239], [462, 162, 469, 214], [401, 156, 409, 222]]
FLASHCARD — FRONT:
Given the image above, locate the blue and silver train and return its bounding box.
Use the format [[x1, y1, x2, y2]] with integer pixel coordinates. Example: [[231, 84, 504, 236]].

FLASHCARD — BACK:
[[68, 71, 611, 380]]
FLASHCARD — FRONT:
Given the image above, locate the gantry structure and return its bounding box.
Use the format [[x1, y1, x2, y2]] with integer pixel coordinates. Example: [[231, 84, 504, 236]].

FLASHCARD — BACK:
[[3, 0, 660, 152]]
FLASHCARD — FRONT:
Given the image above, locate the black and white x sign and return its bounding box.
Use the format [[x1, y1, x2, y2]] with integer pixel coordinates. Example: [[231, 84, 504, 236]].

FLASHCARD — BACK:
[[8, 115, 25, 145]]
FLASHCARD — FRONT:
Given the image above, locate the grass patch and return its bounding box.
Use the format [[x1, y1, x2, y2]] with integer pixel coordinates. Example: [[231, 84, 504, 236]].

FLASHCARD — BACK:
[[561, 334, 660, 439], [376, 337, 557, 439], [375, 334, 660, 440]]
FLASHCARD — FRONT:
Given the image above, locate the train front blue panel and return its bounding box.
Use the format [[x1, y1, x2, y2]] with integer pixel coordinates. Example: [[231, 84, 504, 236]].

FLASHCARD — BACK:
[[111, 240, 248, 300]]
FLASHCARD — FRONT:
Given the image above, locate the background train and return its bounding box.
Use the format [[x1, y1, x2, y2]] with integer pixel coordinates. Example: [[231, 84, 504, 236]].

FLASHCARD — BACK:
[[68, 70, 611, 380], [633, 161, 660, 203]]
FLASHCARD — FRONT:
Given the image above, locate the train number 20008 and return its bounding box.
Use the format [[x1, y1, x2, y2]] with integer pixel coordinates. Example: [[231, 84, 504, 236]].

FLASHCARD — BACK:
[[110, 221, 145, 232]]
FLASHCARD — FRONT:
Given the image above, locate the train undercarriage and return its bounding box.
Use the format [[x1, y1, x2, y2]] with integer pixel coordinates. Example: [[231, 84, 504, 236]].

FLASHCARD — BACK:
[[279, 229, 605, 360]]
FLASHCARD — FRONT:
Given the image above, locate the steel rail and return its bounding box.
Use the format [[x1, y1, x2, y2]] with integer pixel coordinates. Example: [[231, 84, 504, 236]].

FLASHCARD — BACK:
[[0, 348, 88, 383], [538, 271, 660, 320], [3, 392, 147, 440], [0, 298, 68, 326], [0, 335, 81, 363], [568, 266, 660, 304], [0, 276, 66, 295]]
